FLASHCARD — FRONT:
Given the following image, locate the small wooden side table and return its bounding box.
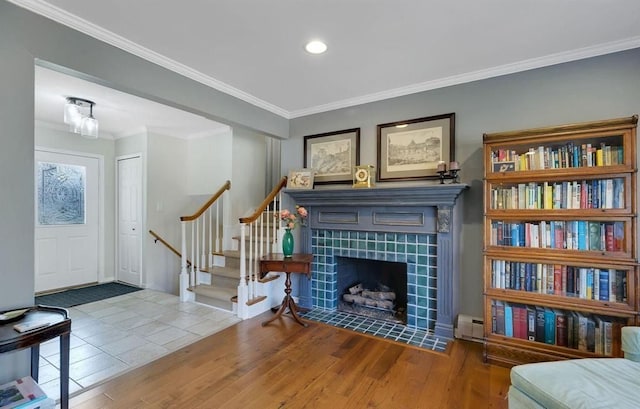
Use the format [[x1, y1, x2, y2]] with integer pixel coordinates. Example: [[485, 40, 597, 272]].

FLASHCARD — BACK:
[[0, 305, 71, 409], [260, 253, 313, 327]]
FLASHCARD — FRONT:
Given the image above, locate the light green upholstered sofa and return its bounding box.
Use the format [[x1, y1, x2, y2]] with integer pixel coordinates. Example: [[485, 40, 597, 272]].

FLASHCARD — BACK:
[[508, 327, 640, 409]]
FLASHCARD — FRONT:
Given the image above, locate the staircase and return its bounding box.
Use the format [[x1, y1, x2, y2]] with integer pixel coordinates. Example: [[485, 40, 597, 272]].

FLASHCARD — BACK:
[[164, 178, 288, 319]]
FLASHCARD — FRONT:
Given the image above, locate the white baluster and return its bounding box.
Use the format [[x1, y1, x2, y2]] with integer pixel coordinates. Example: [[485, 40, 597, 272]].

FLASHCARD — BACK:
[[239, 223, 247, 289], [180, 221, 189, 301], [190, 222, 196, 287], [216, 200, 221, 254], [245, 221, 256, 300], [208, 206, 213, 263]]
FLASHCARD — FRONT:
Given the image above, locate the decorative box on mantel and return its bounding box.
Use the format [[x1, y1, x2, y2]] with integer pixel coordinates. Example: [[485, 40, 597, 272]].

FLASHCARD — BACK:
[[286, 184, 468, 339]]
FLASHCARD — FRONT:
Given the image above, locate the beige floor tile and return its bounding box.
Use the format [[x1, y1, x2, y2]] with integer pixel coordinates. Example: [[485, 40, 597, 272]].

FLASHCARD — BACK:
[[69, 353, 125, 380], [159, 312, 205, 329], [144, 326, 190, 346], [130, 320, 172, 336], [74, 361, 130, 388], [100, 334, 148, 355], [113, 314, 154, 330], [84, 305, 127, 319], [115, 343, 169, 367], [80, 327, 129, 347], [98, 309, 139, 325], [40, 376, 84, 402], [37, 362, 62, 384], [45, 343, 103, 367], [162, 332, 201, 351]]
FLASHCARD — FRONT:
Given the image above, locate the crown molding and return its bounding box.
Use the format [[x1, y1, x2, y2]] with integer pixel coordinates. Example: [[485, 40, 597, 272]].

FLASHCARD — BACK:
[[8, 0, 291, 119], [12, 1, 640, 121], [288, 36, 640, 118]]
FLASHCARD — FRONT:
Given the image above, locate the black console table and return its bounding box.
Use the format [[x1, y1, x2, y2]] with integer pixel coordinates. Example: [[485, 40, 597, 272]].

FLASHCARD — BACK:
[[0, 305, 71, 409]]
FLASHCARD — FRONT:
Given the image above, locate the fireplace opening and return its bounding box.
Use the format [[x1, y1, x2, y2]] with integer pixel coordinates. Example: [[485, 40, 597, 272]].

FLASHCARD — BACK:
[[336, 256, 407, 324]]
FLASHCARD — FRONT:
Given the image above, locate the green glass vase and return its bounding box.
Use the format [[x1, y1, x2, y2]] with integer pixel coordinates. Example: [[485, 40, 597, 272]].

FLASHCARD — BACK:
[[282, 228, 294, 257]]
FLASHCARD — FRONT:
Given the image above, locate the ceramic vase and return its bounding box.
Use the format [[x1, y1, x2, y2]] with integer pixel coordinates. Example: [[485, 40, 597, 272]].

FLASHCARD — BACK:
[[282, 228, 294, 257]]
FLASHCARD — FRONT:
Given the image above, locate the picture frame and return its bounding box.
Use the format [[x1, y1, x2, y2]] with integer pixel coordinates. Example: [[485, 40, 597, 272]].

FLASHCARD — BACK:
[[304, 128, 360, 184], [286, 168, 315, 189], [376, 113, 455, 182]]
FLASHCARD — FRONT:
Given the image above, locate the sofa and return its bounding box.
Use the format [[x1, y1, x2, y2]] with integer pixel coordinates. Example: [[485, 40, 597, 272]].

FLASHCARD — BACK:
[[508, 326, 640, 409]]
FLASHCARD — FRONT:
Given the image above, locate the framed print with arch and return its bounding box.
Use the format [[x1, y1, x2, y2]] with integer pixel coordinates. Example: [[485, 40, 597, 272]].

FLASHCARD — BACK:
[[376, 113, 455, 182]]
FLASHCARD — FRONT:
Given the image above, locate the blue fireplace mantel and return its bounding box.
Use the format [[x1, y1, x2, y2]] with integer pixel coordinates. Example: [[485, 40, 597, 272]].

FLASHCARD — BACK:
[[286, 183, 468, 338]]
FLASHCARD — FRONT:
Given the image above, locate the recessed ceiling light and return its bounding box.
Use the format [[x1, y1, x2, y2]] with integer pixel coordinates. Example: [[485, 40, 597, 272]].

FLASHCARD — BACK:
[[396, 124, 408, 128], [305, 40, 327, 54]]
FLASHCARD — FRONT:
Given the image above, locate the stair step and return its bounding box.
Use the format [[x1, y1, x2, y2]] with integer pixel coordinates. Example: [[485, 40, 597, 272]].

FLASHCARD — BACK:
[[200, 265, 239, 280], [191, 284, 236, 311], [191, 284, 236, 300], [246, 295, 267, 306]]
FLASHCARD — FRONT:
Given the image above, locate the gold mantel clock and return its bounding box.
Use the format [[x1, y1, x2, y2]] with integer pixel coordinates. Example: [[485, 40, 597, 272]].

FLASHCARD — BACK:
[[353, 165, 375, 188]]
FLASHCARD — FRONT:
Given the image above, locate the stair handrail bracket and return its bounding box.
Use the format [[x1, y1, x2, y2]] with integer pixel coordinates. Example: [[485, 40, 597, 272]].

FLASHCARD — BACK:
[[179, 180, 231, 302], [236, 177, 287, 318]]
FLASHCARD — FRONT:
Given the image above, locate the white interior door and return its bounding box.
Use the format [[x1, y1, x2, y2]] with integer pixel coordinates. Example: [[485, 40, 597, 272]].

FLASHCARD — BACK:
[[117, 156, 143, 286], [35, 150, 100, 292]]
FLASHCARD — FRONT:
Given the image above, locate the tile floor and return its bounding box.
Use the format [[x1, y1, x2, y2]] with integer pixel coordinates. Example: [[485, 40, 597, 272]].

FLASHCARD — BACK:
[[37, 289, 240, 403], [301, 309, 451, 352]]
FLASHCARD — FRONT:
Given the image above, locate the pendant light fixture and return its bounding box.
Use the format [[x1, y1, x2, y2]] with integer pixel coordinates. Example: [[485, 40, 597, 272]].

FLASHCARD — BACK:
[[63, 97, 99, 139]]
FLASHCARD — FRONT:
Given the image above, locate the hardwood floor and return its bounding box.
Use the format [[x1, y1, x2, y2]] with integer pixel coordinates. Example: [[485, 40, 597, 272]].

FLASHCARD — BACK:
[[69, 311, 511, 409]]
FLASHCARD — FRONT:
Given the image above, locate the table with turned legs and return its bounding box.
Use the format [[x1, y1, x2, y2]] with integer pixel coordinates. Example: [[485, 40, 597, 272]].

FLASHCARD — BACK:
[[260, 253, 313, 327]]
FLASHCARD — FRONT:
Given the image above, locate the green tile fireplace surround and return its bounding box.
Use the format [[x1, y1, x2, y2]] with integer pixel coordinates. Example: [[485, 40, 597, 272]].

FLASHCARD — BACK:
[[286, 184, 468, 339]]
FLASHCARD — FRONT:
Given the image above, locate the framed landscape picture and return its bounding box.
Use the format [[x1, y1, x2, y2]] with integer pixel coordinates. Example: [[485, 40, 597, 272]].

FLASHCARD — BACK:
[[376, 113, 455, 182], [304, 128, 360, 184]]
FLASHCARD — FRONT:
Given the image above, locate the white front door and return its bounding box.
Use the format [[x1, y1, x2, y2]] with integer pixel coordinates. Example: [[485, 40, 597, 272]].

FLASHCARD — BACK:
[[117, 155, 143, 286], [35, 150, 100, 292]]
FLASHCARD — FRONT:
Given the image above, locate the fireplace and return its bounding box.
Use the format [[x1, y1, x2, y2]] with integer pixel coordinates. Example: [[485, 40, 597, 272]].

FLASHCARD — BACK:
[[337, 257, 407, 324], [286, 184, 467, 338]]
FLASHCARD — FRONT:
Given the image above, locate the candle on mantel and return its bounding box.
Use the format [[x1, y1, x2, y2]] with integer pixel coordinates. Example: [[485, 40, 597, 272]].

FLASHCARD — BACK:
[[437, 161, 446, 172], [449, 161, 460, 171]]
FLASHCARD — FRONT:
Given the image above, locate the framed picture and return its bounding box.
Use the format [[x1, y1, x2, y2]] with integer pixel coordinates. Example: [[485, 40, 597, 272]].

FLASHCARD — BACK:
[[286, 168, 315, 189], [377, 113, 455, 182], [304, 128, 360, 184]]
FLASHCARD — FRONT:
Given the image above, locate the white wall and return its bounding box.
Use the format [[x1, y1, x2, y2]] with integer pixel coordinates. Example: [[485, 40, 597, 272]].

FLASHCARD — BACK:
[[146, 132, 189, 293], [231, 129, 268, 223], [187, 128, 233, 195]]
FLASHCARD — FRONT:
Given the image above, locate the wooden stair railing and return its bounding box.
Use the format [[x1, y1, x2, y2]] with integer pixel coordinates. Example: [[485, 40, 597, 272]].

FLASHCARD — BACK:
[[149, 230, 192, 267], [179, 180, 231, 302], [236, 177, 287, 316]]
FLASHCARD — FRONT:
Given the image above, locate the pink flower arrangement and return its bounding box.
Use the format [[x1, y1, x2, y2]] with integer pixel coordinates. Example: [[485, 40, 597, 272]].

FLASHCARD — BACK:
[[279, 205, 308, 230]]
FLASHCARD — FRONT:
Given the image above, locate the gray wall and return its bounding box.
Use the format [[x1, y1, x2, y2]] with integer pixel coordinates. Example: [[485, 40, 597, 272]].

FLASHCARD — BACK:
[[284, 48, 640, 318], [0, 0, 287, 382]]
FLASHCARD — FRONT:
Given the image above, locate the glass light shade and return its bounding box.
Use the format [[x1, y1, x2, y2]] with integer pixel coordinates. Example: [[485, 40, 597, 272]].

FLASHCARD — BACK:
[[64, 102, 81, 125], [80, 116, 99, 139]]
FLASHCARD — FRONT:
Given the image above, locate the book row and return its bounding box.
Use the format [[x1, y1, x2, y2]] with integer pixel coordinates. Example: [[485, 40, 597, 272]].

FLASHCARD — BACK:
[[490, 259, 628, 302], [490, 220, 625, 252], [490, 178, 624, 210], [490, 142, 624, 171], [490, 300, 623, 356]]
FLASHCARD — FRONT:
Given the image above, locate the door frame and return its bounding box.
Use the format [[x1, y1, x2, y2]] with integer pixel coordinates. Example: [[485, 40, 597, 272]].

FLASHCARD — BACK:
[[115, 153, 145, 287], [34, 146, 106, 285]]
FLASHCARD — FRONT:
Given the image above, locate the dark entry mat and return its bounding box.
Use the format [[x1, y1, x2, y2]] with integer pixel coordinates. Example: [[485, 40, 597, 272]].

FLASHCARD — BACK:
[[35, 282, 142, 308]]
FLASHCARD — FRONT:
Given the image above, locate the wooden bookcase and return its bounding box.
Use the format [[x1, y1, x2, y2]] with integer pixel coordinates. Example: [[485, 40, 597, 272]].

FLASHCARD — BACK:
[[482, 115, 638, 366]]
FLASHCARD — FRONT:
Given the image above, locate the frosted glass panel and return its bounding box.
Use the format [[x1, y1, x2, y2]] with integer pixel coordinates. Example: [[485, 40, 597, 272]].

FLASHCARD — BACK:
[[38, 162, 86, 225]]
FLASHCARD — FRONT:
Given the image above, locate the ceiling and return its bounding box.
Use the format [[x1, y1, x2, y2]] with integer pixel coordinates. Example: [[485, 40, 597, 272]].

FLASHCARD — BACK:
[[16, 0, 640, 136], [35, 66, 230, 138]]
